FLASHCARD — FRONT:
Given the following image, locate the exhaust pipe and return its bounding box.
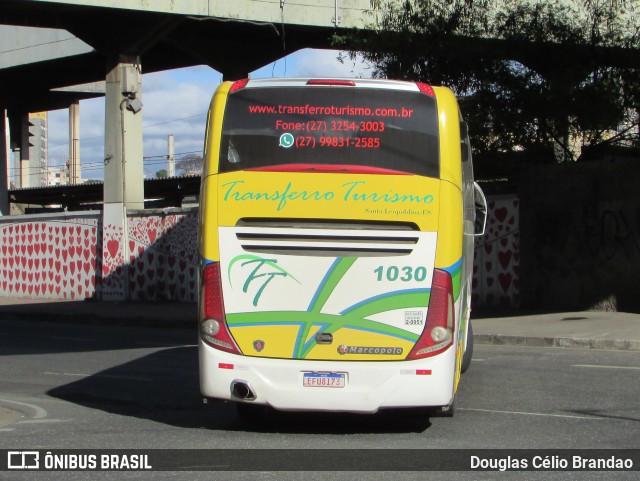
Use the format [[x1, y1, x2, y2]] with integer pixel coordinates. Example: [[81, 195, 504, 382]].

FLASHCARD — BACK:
[[230, 379, 257, 401]]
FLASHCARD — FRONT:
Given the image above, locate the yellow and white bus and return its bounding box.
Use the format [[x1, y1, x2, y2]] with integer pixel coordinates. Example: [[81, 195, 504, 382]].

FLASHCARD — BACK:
[[198, 78, 487, 416]]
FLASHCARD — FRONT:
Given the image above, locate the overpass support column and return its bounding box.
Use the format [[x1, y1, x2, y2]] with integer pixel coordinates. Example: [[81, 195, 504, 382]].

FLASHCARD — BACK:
[[0, 110, 9, 215], [19, 114, 30, 189], [100, 55, 144, 300]]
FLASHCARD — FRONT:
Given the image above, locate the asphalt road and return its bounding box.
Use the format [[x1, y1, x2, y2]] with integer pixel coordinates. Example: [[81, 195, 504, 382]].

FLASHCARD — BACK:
[[0, 318, 638, 480]]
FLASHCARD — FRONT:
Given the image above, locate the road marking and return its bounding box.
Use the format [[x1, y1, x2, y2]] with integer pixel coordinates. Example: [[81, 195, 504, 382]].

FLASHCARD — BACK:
[[0, 398, 48, 419], [0, 428, 15, 432], [44, 372, 152, 382], [573, 364, 640, 371], [458, 407, 604, 420], [0, 399, 71, 428], [96, 374, 152, 382], [51, 336, 97, 342], [18, 419, 71, 424]]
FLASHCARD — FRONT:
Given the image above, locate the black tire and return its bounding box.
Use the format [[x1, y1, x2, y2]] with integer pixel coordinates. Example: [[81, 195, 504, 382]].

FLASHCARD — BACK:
[[429, 401, 455, 418], [440, 402, 455, 417], [461, 320, 473, 374]]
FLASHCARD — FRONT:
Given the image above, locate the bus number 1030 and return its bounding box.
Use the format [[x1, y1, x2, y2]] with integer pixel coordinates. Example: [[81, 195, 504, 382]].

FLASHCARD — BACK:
[[374, 265, 428, 282]]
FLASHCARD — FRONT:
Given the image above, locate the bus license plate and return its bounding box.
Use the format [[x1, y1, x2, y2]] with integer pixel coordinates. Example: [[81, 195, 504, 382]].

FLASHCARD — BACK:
[[303, 372, 346, 388]]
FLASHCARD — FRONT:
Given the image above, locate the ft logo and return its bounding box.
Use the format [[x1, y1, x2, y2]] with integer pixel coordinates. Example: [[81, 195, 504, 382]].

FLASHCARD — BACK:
[[228, 255, 300, 306]]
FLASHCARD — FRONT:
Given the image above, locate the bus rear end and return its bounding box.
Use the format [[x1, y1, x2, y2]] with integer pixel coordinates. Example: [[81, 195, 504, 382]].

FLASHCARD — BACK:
[[198, 78, 470, 414]]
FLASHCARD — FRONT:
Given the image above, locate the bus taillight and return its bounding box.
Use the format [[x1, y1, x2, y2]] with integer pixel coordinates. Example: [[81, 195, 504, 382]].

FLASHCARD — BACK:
[[200, 263, 242, 355], [416, 82, 435, 96], [406, 269, 454, 359], [229, 78, 249, 93], [306, 79, 356, 86]]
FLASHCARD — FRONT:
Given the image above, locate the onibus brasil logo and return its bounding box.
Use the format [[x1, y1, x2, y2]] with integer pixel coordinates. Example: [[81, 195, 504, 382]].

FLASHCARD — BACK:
[[228, 254, 300, 306]]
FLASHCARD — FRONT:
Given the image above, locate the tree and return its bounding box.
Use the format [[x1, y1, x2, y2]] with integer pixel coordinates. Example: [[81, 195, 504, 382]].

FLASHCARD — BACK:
[[334, 0, 640, 165], [175, 154, 203, 176], [156, 169, 168, 179]]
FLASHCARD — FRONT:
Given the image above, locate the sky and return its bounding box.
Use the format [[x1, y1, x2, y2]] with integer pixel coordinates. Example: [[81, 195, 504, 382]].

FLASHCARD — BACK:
[[45, 49, 371, 181]]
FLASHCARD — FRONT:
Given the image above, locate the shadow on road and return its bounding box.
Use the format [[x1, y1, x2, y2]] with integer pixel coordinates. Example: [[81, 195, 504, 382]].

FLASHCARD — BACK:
[[47, 346, 431, 434]]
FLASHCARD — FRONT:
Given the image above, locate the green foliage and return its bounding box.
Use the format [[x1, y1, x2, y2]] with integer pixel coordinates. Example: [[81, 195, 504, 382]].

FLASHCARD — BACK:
[[334, 0, 640, 162], [175, 154, 203, 176], [155, 169, 168, 179]]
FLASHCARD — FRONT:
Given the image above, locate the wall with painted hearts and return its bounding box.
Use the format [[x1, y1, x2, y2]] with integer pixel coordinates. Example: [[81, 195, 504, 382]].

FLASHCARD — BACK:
[[0, 209, 199, 302], [124, 210, 198, 302], [472, 195, 520, 309], [0, 212, 100, 299]]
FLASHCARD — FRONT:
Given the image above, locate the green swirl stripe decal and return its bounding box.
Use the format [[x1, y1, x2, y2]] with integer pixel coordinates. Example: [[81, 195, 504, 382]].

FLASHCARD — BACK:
[[226, 257, 431, 359], [443, 258, 462, 300]]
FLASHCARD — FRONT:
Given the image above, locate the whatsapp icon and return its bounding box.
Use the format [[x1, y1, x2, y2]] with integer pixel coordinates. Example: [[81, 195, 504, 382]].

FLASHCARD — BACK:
[[279, 132, 295, 149]]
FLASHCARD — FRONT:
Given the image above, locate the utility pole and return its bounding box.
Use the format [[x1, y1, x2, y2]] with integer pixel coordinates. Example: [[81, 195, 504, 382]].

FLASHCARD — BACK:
[[69, 99, 80, 184], [168, 134, 175, 177]]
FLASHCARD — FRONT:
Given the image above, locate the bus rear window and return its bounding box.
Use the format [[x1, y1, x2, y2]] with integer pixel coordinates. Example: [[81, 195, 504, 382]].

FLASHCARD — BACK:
[[219, 86, 439, 177]]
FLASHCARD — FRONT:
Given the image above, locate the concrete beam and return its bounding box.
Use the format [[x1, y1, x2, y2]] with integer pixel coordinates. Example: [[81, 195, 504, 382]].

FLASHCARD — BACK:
[[20, 0, 371, 29], [51, 81, 106, 94], [0, 25, 94, 70]]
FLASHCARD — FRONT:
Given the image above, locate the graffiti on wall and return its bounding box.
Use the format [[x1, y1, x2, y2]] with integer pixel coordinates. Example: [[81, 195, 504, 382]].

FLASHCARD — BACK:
[[583, 205, 640, 261], [519, 159, 640, 312]]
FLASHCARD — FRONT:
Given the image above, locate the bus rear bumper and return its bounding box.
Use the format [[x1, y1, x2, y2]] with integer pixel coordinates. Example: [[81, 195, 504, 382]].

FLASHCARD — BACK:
[[199, 341, 456, 413]]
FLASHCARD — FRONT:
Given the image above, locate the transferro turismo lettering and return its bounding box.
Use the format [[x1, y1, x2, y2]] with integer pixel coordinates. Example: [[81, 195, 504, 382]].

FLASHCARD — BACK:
[[342, 181, 434, 204], [222, 180, 334, 211], [221, 180, 434, 211]]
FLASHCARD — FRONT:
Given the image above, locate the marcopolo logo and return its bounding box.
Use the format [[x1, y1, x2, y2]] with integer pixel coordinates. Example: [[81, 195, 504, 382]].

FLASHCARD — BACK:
[[337, 345, 403, 355]]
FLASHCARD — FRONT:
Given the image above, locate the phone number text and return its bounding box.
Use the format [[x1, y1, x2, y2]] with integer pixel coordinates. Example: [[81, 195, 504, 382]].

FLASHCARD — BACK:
[[296, 136, 381, 149]]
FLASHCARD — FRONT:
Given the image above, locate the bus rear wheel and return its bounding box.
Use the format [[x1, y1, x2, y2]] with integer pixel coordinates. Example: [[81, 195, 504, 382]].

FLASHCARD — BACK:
[[429, 402, 455, 418]]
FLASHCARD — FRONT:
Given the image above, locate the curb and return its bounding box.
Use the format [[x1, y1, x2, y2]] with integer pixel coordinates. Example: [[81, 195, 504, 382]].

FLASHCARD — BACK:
[[475, 334, 640, 351]]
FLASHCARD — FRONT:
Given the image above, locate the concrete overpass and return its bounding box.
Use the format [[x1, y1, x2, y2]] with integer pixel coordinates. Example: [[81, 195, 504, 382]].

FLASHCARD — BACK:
[[0, 0, 373, 214], [0, 0, 372, 113]]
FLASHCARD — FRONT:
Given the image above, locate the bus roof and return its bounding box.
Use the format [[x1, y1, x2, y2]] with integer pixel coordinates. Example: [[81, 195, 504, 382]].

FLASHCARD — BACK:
[[236, 78, 423, 92]]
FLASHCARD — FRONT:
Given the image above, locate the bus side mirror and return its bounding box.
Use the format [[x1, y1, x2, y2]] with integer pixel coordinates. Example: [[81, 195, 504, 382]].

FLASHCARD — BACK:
[[473, 182, 487, 236]]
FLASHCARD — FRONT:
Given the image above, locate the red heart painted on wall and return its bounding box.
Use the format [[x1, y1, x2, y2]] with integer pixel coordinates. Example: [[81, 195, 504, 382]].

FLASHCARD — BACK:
[[499, 273, 512, 292], [498, 251, 512, 270], [495, 207, 507, 222], [106, 239, 119, 260]]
